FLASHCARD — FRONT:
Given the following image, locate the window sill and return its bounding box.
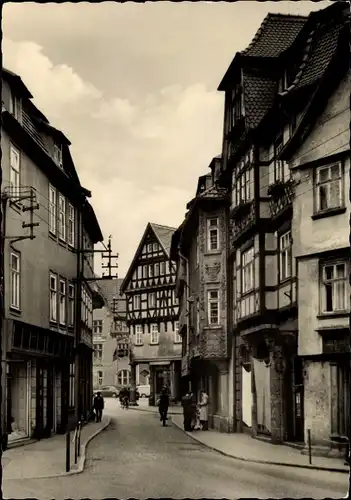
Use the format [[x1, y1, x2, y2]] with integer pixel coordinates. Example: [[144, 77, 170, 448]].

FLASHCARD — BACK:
[[149, 342, 159, 346], [49, 231, 57, 241], [204, 251, 221, 256], [9, 306, 21, 315], [135, 343, 144, 347], [317, 311, 349, 319], [311, 207, 346, 221], [278, 276, 293, 286], [204, 325, 222, 330], [9, 201, 22, 214]]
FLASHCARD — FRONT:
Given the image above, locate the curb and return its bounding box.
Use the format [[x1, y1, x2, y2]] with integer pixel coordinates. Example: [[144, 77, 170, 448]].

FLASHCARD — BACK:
[[171, 418, 349, 475], [128, 406, 182, 416], [4, 417, 111, 480]]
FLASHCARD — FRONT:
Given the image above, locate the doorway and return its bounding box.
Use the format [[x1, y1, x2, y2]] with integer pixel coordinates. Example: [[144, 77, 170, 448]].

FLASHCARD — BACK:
[[293, 356, 304, 442]]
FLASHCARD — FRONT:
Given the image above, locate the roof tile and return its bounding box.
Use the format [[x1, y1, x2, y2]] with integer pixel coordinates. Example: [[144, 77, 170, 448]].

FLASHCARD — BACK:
[[243, 72, 277, 129], [150, 223, 177, 257]]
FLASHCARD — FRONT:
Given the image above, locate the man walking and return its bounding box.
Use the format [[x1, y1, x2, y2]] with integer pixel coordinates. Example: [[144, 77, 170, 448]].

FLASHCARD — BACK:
[[93, 391, 104, 422], [158, 386, 170, 424]]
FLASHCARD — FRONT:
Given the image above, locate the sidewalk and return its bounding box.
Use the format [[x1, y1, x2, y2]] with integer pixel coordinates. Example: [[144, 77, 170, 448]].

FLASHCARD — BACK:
[[2, 416, 110, 480], [171, 414, 349, 474]]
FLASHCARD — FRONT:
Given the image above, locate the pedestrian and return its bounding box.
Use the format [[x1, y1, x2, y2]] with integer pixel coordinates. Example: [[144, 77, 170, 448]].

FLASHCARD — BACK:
[[181, 391, 192, 431], [93, 391, 104, 422], [158, 386, 170, 424], [199, 389, 209, 430]]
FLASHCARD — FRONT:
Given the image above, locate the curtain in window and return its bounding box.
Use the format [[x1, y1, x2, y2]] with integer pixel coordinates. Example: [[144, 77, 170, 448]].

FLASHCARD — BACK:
[[253, 358, 271, 432]]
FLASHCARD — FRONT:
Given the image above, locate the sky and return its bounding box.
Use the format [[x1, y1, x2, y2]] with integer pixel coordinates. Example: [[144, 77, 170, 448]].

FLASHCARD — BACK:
[[3, 1, 331, 277]]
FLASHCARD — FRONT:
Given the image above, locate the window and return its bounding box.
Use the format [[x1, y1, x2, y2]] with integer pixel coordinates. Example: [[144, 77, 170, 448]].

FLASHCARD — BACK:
[[68, 203, 75, 246], [135, 325, 143, 345], [69, 363, 75, 408], [58, 194, 66, 241], [174, 321, 182, 343], [273, 133, 290, 183], [98, 370, 103, 385], [9, 145, 20, 198], [321, 261, 348, 313], [59, 279, 66, 325], [50, 274, 57, 322], [160, 262, 166, 275], [68, 284, 74, 326], [207, 218, 219, 251], [150, 324, 159, 344], [93, 320, 103, 334], [49, 185, 56, 234], [53, 143, 63, 168], [142, 265, 147, 278], [279, 231, 292, 281], [10, 252, 20, 309], [233, 168, 254, 206], [118, 369, 130, 386], [133, 294, 140, 309], [149, 292, 156, 308], [230, 85, 243, 131], [316, 163, 342, 212], [9, 92, 19, 119], [149, 264, 154, 278], [153, 243, 158, 252], [94, 343, 103, 362], [208, 290, 219, 325], [147, 243, 152, 253], [242, 247, 254, 294], [154, 263, 160, 276]]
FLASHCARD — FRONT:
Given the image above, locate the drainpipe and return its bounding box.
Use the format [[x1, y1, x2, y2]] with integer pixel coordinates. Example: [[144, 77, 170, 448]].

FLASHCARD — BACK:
[[179, 251, 190, 391], [74, 204, 83, 424]]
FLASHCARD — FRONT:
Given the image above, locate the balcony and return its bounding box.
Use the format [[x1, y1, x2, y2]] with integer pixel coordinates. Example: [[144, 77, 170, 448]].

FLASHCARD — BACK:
[[22, 107, 48, 153], [268, 179, 296, 219]]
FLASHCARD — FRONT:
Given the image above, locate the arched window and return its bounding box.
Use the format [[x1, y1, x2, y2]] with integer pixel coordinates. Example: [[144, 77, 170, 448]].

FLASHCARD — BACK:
[[118, 369, 130, 387]]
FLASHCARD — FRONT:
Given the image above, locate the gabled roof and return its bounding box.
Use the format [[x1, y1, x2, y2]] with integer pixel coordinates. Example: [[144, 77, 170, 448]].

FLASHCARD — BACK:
[[242, 13, 308, 58], [2, 67, 33, 98], [120, 222, 177, 293]]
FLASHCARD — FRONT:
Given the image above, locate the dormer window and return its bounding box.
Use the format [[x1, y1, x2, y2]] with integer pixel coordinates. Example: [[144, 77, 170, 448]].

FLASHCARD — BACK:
[[271, 131, 290, 184], [53, 143, 63, 169], [9, 91, 20, 120], [229, 84, 243, 132]]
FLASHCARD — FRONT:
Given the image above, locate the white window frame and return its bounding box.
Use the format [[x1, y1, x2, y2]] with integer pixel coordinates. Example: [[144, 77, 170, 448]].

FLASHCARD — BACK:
[[207, 290, 220, 325], [279, 231, 292, 281], [321, 260, 348, 313], [68, 203, 75, 247], [58, 194, 66, 241], [207, 217, 219, 251], [242, 247, 255, 294], [149, 264, 154, 278], [49, 185, 56, 235], [147, 243, 153, 253], [315, 163, 343, 213], [133, 294, 140, 309], [154, 263, 160, 276], [93, 320, 103, 334], [9, 145, 20, 199], [53, 143, 63, 169], [135, 325, 143, 345], [50, 273, 58, 322], [174, 321, 182, 343], [150, 323, 159, 344], [118, 369, 130, 386], [160, 262, 166, 275], [149, 292, 156, 308], [68, 283, 74, 327], [94, 343, 103, 362], [59, 279, 66, 326], [10, 252, 20, 310]]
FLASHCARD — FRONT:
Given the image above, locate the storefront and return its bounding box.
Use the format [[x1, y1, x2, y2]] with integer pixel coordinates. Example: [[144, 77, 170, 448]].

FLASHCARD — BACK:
[[7, 360, 31, 443]]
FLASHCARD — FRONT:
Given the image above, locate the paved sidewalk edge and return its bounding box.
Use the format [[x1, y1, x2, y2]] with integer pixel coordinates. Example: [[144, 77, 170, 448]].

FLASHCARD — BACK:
[[128, 406, 181, 415], [171, 417, 349, 474], [4, 417, 111, 480]]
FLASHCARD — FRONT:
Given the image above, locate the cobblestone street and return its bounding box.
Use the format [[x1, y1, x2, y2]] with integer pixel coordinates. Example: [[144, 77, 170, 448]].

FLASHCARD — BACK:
[[3, 400, 349, 499]]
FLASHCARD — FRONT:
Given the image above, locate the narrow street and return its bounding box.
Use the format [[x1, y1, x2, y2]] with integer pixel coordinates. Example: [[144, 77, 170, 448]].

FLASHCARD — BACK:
[[3, 399, 348, 499]]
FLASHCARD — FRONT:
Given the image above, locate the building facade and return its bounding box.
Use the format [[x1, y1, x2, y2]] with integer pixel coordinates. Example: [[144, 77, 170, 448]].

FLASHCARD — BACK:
[[171, 156, 232, 431], [1, 68, 103, 443], [278, 4, 350, 455], [121, 223, 182, 404]]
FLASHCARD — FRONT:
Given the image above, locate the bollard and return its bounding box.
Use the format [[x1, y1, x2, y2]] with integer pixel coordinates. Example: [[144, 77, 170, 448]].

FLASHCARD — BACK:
[[66, 431, 70, 472], [77, 421, 82, 457], [307, 428, 312, 465]]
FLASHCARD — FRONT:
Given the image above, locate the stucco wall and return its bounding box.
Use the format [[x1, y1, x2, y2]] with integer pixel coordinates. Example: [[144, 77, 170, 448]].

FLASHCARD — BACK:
[[2, 130, 77, 330], [303, 360, 331, 445], [133, 321, 182, 362]]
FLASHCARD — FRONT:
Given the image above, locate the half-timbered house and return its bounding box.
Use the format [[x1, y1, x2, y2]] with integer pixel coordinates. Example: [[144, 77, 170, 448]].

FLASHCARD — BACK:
[[217, 13, 309, 442], [171, 156, 232, 431], [120, 223, 181, 405]]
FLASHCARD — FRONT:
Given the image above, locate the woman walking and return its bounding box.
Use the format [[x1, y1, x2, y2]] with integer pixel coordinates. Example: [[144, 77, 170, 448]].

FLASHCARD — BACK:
[[199, 389, 209, 430]]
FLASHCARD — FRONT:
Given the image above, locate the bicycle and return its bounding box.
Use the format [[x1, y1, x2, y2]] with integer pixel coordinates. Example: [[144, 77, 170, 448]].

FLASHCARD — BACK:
[[122, 396, 129, 409]]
